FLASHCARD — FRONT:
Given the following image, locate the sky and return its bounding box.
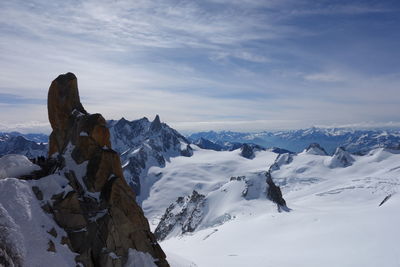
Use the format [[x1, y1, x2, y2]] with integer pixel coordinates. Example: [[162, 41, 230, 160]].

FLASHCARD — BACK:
[[0, 0, 400, 133]]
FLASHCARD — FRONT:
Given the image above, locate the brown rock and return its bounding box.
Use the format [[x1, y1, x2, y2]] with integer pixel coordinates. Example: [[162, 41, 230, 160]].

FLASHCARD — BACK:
[[53, 191, 87, 230], [45, 73, 169, 267]]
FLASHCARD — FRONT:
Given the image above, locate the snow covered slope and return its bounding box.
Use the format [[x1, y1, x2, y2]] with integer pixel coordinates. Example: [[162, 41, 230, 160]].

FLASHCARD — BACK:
[[142, 147, 280, 228], [0, 154, 40, 179], [156, 147, 400, 267], [0, 155, 77, 267]]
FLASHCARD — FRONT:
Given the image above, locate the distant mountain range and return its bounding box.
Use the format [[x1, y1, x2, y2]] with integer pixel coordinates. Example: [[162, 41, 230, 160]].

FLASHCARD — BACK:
[[188, 127, 400, 154], [0, 132, 48, 157], [4, 125, 399, 157]]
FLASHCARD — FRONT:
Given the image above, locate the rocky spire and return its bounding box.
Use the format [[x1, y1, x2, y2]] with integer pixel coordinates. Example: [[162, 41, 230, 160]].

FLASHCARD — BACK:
[[150, 114, 162, 132], [46, 73, 169, 267]]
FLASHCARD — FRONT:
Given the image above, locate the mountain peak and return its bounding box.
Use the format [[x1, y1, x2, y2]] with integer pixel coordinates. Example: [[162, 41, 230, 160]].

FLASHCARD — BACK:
[[150, 114, 162, 131], [305, 143, 328, 155]]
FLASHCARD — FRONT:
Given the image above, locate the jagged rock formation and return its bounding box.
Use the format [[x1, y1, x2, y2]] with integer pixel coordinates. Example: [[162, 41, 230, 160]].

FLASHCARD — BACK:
[[43, 73, 168, 266], [265, 171, 287, 211], [305, 143, 328, 155], [108, 116, 192, 203], [269, 153, 294, 172], [328, 147, 355, 168], [154, 190, 205, 241]]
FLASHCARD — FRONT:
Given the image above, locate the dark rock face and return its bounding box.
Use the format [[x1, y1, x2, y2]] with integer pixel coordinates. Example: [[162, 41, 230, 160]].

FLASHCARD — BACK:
[[45, 73, 168, 267], [265, 171, 287, 211], [239, 143, 265, 159], [154, 190, 205, 241]]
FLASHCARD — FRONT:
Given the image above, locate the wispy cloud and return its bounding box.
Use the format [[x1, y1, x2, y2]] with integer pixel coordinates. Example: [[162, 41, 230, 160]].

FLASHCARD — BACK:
[[0, 0, 400, 132]]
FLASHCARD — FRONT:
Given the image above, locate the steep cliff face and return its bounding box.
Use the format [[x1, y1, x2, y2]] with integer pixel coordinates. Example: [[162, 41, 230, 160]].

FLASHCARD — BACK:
[[45, 73, 169, 267]]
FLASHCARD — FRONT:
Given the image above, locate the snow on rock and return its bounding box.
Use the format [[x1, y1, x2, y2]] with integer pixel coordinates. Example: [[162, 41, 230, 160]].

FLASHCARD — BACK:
[[0, 154, 40, 179], [269, 153, 293, 171], [0, 178, 77, 267], [304, 143, 328, 155], [155, 190, 206, 241], [326, 147, 355, 168], [125, 249, 157, 267], [154, 168, 286, 240]]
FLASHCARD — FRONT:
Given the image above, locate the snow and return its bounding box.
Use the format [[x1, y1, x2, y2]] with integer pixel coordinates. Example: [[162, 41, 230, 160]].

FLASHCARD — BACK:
[[166, 251, 198, 267], [143, 146, 278, 225], [125, 249, 157, 267], [0, 178, 77, 267], [30, 174, 72, 202], [0, 154, 40, 179], [156, 147, 400, 267]]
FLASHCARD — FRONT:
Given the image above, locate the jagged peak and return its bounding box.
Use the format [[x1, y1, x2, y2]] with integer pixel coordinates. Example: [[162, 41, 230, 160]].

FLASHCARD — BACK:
[[150, 114, 162, 131], [329, 146, 355, 168], [305, 143, 328, 155]]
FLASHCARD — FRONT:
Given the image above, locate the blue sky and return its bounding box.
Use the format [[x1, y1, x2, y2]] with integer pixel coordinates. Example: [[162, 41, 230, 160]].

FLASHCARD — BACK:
[[0, 0, 399, 133]]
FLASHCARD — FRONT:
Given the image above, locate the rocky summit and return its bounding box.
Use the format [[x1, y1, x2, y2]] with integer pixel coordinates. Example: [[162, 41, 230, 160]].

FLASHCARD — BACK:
[[44, 73, 169, 266]]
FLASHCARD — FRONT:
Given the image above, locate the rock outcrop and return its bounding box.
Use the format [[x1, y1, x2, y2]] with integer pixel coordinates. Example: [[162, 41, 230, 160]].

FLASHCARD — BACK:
[[328, 147, 355, 168], [45, 73, 168, 266], [265, 171, 288, 212], [154, 190, 205, 241], [269, 153, 293, 172], [239, 143, 265, 159], [305, 143, 328, 156]]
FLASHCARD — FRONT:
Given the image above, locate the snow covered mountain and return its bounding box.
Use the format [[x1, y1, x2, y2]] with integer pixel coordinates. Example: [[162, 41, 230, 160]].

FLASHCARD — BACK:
[[0, 132, 47, 158], [108, 115, 193, 203], [154, 145, 400, 267], [189, 127, 400, 154]]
